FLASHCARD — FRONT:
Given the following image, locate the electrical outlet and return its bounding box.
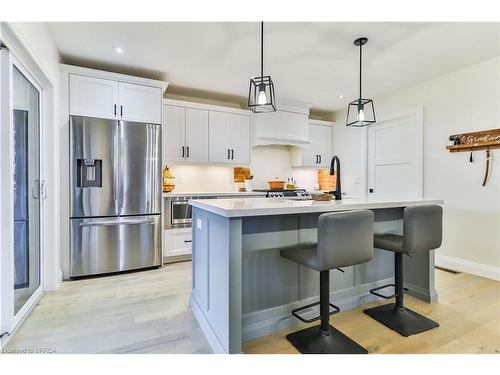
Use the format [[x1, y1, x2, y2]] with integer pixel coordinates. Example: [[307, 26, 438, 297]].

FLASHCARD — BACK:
[[197, 219, 202, 230]]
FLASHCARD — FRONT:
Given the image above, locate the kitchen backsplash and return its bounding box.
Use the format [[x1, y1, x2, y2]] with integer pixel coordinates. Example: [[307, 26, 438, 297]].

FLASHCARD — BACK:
[[168, 145, 320, 192]]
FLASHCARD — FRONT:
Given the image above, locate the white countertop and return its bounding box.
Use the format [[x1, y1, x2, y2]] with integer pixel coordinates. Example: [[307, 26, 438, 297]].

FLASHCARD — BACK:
[[162, 191, 267, 198], [189, 196, 444, 217]]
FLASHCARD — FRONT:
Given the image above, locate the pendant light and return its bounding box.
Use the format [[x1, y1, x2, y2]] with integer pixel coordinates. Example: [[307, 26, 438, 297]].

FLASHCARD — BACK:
[[248, 22, 276, 113], [346, 37, 376, 127]]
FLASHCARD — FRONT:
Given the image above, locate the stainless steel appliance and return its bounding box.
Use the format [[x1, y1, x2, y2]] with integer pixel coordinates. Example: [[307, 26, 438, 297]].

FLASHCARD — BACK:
[[70, 116, 161, 277]]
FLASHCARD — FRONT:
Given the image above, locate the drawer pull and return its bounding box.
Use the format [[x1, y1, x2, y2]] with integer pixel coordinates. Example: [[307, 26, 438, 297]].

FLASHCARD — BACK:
[[184, 240, 192, 243]]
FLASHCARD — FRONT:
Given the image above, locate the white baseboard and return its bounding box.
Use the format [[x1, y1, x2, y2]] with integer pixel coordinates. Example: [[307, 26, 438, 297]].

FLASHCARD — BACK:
[[436, 254, 500, 281]]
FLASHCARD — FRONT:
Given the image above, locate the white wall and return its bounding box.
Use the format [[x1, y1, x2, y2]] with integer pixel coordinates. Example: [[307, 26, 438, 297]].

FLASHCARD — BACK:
[[333, 57, 500, 279], [169, 145, 320, 192], [6, 22, 61, 290]]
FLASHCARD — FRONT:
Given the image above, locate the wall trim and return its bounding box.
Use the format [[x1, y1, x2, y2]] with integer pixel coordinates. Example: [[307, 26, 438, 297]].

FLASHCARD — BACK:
[[436, 254, 500, 281]]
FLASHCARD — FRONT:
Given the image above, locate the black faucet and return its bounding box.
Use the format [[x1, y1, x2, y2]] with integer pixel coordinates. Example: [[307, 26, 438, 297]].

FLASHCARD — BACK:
[[329, 155, 342, 200]]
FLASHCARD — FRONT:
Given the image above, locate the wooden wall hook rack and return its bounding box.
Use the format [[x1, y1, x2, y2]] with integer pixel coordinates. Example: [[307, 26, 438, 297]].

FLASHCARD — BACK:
[[447, 128, 500, 152]]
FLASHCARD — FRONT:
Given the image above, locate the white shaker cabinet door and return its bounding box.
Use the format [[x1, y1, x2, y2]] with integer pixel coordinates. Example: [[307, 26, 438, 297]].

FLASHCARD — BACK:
[[227, 113, 250, 165], [118, 82, 162, 124], [185, 108, 209, 163], [69, 74, 119, 120], [163, 228, 192, 258], [209, 111, 231, 163], [163, 105, 186, 163], [314, 124, 333, 167]]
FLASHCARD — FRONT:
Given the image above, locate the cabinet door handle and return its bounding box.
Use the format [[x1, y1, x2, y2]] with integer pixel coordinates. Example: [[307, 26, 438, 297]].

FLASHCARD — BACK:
[[184, 240, 192, 243], [319, 155, 322, 164], [227, 149, 230, 159], [120, 105, 123, 117], [186, 146, 190, 158], [315, 155, 318, 163], [114, 104, 117, 116], [182, 146, 185, 158], [231, 149, 234, 160]]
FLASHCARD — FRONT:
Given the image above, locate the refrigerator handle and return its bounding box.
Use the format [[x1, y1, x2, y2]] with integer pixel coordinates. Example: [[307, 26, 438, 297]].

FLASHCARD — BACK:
[[113, 122, 120, 214], [119, 121, 125, 212], [79, 217, 155, 227]]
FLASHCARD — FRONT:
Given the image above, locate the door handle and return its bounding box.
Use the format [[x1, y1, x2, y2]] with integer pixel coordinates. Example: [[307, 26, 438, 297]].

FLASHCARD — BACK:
[[31, 179, 40, 199], [40, 179, 47, 200], [182, 146, 185, 158], [227, 149, 230, 159], [231, 149, 234, 160], [80, 218, 155, 227], [186, 146, 190, 158]]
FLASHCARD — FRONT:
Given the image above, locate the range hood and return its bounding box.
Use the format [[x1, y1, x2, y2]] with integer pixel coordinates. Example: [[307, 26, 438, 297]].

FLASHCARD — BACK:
[[251, 99, 312, 148]]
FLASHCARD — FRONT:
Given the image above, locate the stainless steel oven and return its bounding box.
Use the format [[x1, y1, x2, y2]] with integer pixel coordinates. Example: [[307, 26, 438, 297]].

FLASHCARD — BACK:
[[165, 195, 218, 229]]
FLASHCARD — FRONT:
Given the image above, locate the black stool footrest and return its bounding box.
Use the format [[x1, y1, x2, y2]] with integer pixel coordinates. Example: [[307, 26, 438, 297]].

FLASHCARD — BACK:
[[291, 300, 340, 324], [369, 283, 409, 299]]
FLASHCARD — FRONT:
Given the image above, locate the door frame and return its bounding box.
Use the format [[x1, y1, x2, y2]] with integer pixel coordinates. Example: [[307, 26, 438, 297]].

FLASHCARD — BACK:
[[0, 48, 45, 336], [365, 107, 424, 198]]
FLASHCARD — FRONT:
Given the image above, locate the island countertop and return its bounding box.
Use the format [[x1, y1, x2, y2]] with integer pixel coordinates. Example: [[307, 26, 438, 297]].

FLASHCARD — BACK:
[[189, 196, 444, 217]]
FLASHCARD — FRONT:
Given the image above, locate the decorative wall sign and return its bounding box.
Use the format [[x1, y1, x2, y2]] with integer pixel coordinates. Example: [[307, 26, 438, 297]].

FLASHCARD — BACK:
[[447, 128, 499, 187], [447, 128, 500, 152]]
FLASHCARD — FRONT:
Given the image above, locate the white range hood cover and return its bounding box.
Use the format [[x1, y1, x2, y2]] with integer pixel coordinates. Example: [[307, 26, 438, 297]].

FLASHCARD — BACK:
[[251, 99, 313, 148]]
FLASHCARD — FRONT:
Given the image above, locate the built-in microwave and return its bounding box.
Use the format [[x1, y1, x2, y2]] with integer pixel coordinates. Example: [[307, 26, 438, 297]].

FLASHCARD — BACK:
[[164, 195, 217, 229]]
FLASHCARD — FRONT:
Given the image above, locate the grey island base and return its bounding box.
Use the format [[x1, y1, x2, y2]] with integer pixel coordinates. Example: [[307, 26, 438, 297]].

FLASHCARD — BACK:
[[189, 196, 444, 354]]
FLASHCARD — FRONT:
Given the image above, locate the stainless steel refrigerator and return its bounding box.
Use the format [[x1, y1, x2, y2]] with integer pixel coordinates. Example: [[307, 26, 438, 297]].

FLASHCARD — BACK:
[[70, 116, 161, 278]]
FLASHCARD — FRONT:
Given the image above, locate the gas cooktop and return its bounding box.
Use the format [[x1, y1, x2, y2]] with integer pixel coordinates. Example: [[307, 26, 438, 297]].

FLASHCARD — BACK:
[[253, 189, 311, 199]]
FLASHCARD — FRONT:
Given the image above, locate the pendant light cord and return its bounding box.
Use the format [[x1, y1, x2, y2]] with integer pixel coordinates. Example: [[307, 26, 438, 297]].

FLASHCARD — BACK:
[[261, 21, 264, 79], [359, 41, 362, 102]]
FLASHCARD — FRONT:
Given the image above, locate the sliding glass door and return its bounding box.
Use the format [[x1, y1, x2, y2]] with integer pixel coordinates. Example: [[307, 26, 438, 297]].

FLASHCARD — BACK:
[[0, 49, 43, 336], [12, 65, 41, 316]]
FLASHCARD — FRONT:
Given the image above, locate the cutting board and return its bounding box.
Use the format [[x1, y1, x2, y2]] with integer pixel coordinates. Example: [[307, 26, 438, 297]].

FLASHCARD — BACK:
[[234, 167, 251, 183], [318, 169, 336, 191]]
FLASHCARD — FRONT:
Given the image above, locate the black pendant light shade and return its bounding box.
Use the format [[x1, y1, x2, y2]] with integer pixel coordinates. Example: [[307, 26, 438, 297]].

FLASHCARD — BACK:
[[248, 22, 276, 113], [346, 37, 376, 127]]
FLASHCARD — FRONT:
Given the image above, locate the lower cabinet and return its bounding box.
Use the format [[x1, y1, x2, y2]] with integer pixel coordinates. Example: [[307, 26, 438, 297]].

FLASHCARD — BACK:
[[163, 227, 192, 261]]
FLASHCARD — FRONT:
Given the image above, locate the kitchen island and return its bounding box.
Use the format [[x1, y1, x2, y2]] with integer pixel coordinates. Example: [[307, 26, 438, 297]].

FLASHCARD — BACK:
[[189, 196, 443, 354]]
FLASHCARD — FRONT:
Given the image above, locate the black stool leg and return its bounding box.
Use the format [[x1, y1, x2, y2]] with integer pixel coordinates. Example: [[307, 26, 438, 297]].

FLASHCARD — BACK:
[[363, 253, 439, 337], [286, 271, 368, 354]]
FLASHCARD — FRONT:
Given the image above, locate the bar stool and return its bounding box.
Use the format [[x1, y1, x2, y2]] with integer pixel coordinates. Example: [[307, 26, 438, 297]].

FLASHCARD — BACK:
[[363, 205, 443, 337], [280, 210, 374, 354]]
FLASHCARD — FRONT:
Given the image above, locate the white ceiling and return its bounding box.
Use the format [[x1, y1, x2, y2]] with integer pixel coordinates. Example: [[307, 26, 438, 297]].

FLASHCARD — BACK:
[[46, 22, 499, 112]]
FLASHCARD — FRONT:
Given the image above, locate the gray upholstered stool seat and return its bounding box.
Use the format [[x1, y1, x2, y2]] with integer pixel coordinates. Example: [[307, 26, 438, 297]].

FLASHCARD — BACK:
[[373, 234, 404, 253], [364, 205, 443, 337], [280, 210, 374, 354]]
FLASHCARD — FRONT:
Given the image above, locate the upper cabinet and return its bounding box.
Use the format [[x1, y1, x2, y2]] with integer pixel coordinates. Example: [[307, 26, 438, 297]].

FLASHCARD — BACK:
[[163, 100, 250, 165], [291, 120, 334, 168], [68, 72, 164, 124], [163, 104, 209, 163], [69, 75, 119, 120], [209, 111, 250, 164], [118, 82, 162, 124]]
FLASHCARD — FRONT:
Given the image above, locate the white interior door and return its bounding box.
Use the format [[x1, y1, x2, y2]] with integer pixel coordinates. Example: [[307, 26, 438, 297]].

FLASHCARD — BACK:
[[367, 108, 423, 198], [1, 49, 44, 337]]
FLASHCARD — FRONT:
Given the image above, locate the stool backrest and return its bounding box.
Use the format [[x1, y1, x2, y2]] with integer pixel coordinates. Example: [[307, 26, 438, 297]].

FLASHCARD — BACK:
[[316, 210, 374, 270], [403, 205, 443, 253]]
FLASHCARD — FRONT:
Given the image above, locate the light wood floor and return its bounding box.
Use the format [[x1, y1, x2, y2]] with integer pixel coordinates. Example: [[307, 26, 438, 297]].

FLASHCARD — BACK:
[[6, 263, 499, 354], [244, 269, 500, 354], [6, 261, 212, 354]]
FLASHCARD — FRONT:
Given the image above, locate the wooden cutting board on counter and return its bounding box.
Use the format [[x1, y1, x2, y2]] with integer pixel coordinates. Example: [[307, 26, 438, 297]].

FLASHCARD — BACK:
[[234, 167, 251, 182], [318, 169, 336, 191]]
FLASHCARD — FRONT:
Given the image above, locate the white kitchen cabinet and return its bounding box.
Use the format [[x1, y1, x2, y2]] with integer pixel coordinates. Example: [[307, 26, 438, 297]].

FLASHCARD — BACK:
[[163, 105, 209, 163], [163, 105, 186, 162], [209, 111, 250, 164], [69, 74, 163, 124], [185, 108, 209, 163], [291, 121, 333, 168], [69, 74, 119, 120], [118, 82, 162, 124], [163, 228, 192, 259]]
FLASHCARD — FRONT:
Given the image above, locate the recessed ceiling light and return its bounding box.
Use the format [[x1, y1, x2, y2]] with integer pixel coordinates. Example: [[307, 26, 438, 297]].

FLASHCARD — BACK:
[[112, 46, 124, 54], [339, 94, 344, 99]]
